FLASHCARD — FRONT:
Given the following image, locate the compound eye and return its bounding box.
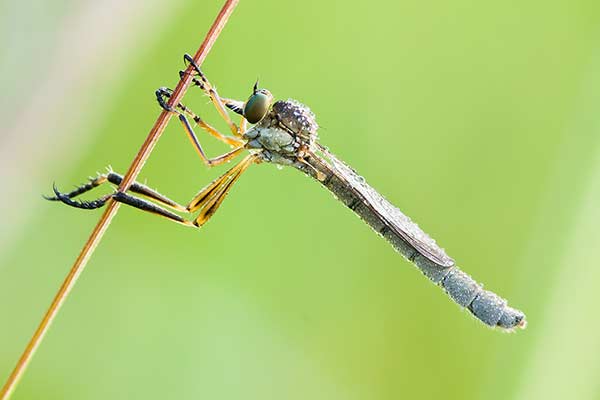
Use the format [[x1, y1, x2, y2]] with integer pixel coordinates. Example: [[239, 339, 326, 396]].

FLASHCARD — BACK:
[[244, 89, 273, 124]]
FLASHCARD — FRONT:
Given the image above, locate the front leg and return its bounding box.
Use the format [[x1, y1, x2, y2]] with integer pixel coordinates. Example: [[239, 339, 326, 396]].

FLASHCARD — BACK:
[[181, 53, 243, 137], [156, 87, 242, 147]]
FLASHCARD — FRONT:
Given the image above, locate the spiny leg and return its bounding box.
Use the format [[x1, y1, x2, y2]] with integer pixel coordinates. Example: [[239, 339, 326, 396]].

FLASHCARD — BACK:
[[48, 184, 113, 210], [48, 153, 258, 228], [44, 174, 109, 203], [156, 88, 247, 167], [187, 153, 258, 227], [178, 68, 246, 130], [49, 182, 194, 226], [105, 172, 186, 211], [176, 113, 245, 167], [182, 53, 242, 137], [45, 171, 187, 212], [112, 192, 194, 227], [156, 87, 242, 147]]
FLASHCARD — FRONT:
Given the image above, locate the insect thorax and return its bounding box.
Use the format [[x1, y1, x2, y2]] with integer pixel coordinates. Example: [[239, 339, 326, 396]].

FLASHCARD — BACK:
[[244, 99, 318, 165]]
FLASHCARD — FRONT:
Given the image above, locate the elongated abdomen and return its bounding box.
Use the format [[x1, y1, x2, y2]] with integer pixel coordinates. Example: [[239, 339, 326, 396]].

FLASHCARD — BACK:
[[297, 149, 526, 330]]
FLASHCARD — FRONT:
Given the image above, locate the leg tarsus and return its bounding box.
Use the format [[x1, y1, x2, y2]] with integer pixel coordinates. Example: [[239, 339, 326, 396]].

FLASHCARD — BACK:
[[181, 54, 207, 89], [156, 87, 175, 112], [46, 152, 256, 228], [179, 70, 204, 89], [49, 183, 111, 210], [46, 171, 187, 212], [49, 181, 194, 227], [44, 175, 108, 202], [183, 53, 202, 77]]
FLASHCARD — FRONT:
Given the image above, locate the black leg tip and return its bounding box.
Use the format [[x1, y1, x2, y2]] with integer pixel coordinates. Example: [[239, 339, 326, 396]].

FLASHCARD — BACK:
[[43, 182, 60, 201], [49, 183, 109, 210], [183, 53, 202, 75], [183, 53, 194, 65], [52, 183, 64, 199], [155, 87, 174, 112]]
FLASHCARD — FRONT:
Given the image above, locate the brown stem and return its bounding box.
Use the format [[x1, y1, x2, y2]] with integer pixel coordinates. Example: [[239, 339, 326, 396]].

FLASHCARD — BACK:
[[0, 1, 239, 398]]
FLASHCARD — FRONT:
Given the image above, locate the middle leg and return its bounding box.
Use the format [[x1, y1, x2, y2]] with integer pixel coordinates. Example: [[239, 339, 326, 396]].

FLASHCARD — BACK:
[[156, 88, 246, 168], [181, 53, 243, 137], [156, 87, 243, 147]]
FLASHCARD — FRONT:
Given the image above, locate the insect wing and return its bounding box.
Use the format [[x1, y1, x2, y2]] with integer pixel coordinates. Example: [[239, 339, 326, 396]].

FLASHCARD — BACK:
[[325, 150, 455, 267]]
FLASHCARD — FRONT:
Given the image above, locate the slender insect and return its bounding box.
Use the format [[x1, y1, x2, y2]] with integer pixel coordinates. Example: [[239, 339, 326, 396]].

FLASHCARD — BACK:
[[48, 54, 526, 330]]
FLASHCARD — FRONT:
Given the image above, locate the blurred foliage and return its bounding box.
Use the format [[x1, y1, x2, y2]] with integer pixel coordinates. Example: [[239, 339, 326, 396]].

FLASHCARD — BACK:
[[1, 0, 600, 399]]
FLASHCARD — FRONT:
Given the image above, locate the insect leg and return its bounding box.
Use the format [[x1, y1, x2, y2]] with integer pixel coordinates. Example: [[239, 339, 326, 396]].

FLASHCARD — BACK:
[[178, 69, 246, 122], [238, 115, 248, 136], [48, 184, 112, 210], [156, 87, 243, 147], [112, 192, 194, 227], [187, 153, 258, 227], [103, 172, 187, 211], [181, 53, 242, 137], [49, 182, 195, 227], [213, 96, 247, 135], [176, 113, 245, 167], [46, 171, 187, 212], [44, 174, 109, 202], [48, 154, 257, 228]]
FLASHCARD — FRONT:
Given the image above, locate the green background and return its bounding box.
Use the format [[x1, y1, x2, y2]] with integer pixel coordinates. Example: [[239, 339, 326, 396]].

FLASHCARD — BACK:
[[2, 0, 600, 399]]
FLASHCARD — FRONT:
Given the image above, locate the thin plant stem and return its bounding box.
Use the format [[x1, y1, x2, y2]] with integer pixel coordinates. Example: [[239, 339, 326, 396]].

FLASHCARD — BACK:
[[0, 1, 239, 398]]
